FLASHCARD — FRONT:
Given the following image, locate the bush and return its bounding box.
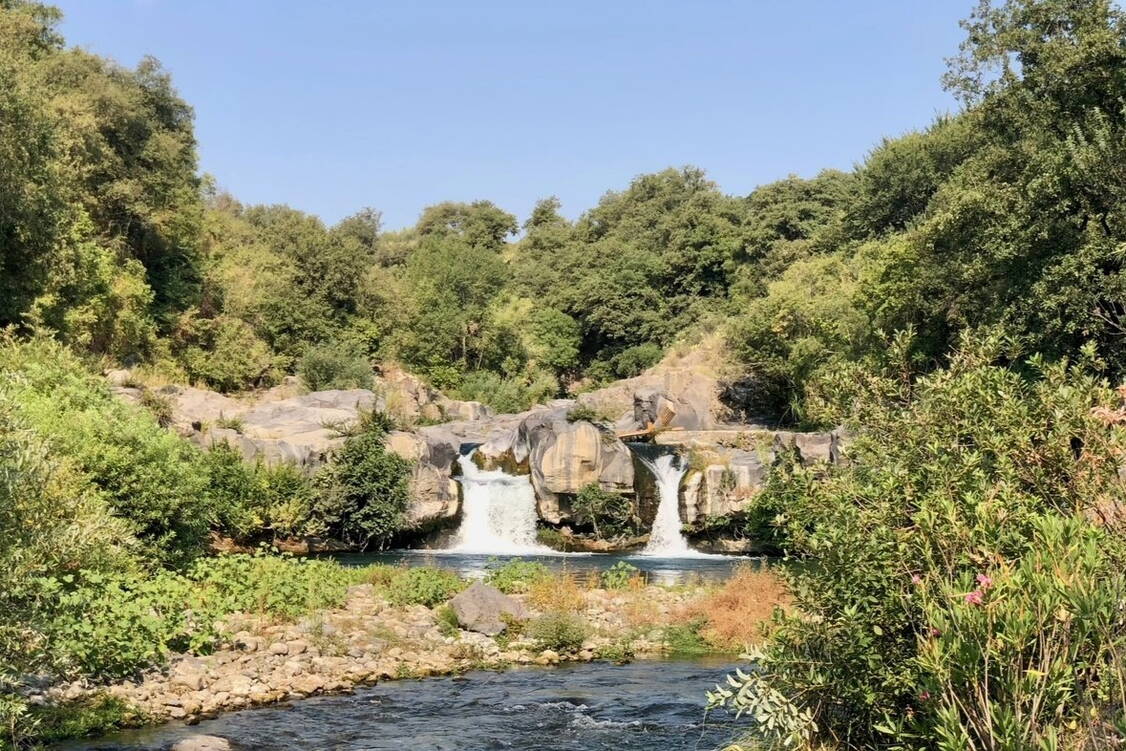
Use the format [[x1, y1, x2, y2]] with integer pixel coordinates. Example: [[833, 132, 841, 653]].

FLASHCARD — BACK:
[[572, 483, 639, 540], [565, 404, 598, 423], [382, 567, 465, 607], [312, 410, 411, 549], [600, 561, 640, 590], [485, 559, 552, 594], [36, 553, 352, 682], [0, 336, 213, 567], [527, 612, 587, 653], [204, 444, 315, 541], [709, 336, 1126, 749], [298, 342, 373, 392], [454, 368, 558, 414]]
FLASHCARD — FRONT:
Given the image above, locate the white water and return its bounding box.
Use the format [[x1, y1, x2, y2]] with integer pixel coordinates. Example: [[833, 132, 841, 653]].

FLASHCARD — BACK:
[[639, 453, 695, 557], [451, 451, 549, 554]]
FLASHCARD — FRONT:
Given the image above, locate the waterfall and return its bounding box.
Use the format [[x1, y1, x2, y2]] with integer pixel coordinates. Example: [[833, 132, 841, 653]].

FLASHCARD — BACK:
[[638, 453, 694, 556], [451, 451, 548, 554]]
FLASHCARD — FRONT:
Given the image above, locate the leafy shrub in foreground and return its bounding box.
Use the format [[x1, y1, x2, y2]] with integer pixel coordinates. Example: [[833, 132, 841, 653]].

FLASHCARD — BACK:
[[709, 336, 1126, 749], [0, 336, 213, 567]]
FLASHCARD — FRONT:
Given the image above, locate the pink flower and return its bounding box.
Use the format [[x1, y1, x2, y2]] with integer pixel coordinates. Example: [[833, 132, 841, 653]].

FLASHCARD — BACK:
[[928, 627, 941, 638], [919, 690, 931, 701], [911, 574, 922, 585], [976, 573, 993, 590], [964, 590, 984, 605]]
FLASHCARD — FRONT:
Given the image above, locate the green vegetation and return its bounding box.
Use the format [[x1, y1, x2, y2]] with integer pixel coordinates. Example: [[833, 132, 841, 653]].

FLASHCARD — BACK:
[[710, 337, 1126, 749], [571, 483, 640, 540], [484, 559, 552, 594], [527, 612, 587, 653], [4, 0, 1126, 748], [311, 410, 412, 550], [382, 567, 465, 608], [599, 561, 640, 590]]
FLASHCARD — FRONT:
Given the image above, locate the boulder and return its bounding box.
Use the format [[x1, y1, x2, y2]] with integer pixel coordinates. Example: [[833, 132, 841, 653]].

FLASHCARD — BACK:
[[171, 735, 231, 751], [449, 582, 528, 636], [385, 430, 461, 527], [682, 450, 770, 523], [514, 409, 634, 524]]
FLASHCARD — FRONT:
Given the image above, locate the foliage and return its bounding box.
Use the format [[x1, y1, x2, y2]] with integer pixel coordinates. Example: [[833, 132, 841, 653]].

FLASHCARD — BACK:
[[571, 483, 640, 540], [203, 443, 316, 541], [298, 342, 373, 392], [484, 559, 552, 594], [660, 621, 711, 657], [565, 405, 599, 423], [712, 336, 1126, 749], [0, 336, 213, 566], [382, 567, 465, 607], [312, 410, 412, 549], [527, 612, 587, 653], [599, 561, 640, 590]]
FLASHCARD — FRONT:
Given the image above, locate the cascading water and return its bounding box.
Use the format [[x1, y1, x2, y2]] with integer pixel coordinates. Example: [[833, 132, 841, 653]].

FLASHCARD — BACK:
[[451, 451, 548, 554], [638, 453, 693, 556]]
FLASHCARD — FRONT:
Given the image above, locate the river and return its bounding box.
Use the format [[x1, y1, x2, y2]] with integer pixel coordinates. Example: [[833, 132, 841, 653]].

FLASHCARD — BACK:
[[64, 659, 744, 751]]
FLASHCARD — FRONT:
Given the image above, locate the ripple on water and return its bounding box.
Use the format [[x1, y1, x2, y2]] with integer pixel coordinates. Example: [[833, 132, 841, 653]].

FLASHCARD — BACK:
[[60, 659, 746, 751]]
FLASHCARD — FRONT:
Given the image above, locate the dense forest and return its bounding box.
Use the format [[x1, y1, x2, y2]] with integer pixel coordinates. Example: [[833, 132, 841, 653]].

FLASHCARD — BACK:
[[4, 0, 1125, 425], [5, 0, 1126, 748]]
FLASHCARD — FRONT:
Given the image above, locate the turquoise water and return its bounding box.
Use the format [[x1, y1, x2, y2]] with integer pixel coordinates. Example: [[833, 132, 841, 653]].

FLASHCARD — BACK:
[[66, 659, 746, 751]]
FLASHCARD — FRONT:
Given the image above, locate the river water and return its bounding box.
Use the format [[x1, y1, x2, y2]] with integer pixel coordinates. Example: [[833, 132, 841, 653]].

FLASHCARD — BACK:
[[328, 549, 762, 585], [68, 659, 745, 751]]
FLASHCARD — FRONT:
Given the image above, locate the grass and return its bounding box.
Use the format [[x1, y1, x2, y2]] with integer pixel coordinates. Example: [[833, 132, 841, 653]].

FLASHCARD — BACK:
[[679, 564, 789, 651]]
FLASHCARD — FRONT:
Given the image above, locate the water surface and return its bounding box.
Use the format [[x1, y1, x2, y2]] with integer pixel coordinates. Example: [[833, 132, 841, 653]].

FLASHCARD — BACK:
[[330, 549, 763, 584], [68, 659, 745, 751]]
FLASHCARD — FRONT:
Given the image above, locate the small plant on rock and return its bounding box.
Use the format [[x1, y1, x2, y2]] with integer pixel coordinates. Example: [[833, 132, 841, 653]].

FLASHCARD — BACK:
[[528, 612, 587, 653]]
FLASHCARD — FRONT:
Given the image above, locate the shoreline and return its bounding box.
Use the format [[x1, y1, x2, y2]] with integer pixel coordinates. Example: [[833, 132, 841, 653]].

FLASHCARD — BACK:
[[32, 581, 726, 741]]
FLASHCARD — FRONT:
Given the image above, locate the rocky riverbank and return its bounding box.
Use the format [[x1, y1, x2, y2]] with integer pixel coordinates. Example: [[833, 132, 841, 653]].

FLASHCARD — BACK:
[[31, 581, 707, 727]]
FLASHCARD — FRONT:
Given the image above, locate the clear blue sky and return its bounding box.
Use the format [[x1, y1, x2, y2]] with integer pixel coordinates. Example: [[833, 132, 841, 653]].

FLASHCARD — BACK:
[[55, 1, 969, 231]]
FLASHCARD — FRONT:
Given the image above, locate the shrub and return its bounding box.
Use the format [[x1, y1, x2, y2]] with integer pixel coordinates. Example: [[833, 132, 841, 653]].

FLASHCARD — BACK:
[[661, 621, 711, 657], [313, 410, 411, 549], [680, 565, 788, 651], [527, 612, 587, 653], [298, 342, 373, 392], [383, 567, 465, 607], [0, 336, 213, 567], [600, 561, 640, 590], [204, 444, 315, 541], [454, 368, 558, 414], [709, 336, 1126, 749], [484, 559, 552, 594], [565, 404, 598, 423], [571, 483, 639, 539]]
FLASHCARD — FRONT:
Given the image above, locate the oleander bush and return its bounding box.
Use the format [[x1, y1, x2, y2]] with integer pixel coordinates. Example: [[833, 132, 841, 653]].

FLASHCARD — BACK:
[[710, 336, 1126, 750]]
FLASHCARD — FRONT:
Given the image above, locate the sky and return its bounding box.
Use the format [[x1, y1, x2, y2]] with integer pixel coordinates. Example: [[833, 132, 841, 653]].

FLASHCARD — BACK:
[[55, 1, 969, 231]]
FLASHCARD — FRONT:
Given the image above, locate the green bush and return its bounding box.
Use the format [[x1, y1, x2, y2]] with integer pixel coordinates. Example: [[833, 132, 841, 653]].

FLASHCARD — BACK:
[[709, 336, 1126, 749], [0, 336, 213, 567], [298, 342, 373, 392], [383, 567, 465, 607], [204, 444, 315, 541], [485, 559, 552, 594], [661, 621, 710, 657], [453, 368, 558, 414], [312, 410, 412, 549], [565, 404, 598, 423], [572, 483, 639, 540], [600, 561, 640, 590], [527, 612, 587, 653]]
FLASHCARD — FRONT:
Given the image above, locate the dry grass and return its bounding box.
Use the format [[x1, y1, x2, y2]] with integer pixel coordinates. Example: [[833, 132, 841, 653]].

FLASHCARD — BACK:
[[528, 573, 587, 611], [681, 565, 790, 651]]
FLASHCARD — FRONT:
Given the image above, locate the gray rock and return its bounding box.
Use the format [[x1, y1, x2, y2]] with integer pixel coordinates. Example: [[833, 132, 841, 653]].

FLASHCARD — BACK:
[[170, 735, 231, 751], [449, 582, 527, 636]]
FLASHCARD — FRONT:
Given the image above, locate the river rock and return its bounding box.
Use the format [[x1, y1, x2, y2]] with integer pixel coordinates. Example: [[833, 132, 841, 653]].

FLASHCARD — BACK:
[[385, 430, 461, 528], [171, 735, 231, 751], [449, 583, 527, 636], [515, 409, 634, 524]]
